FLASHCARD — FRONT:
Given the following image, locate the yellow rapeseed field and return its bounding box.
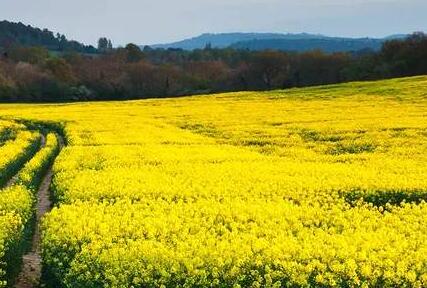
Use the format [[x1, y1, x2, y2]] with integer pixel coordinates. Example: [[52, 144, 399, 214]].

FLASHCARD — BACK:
[[0, 76, 426, 287]]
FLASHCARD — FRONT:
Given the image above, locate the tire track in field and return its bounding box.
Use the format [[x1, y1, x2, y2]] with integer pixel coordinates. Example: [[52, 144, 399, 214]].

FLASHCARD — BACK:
[[5, 135, 46, 189], [14, 134, 64, 288]]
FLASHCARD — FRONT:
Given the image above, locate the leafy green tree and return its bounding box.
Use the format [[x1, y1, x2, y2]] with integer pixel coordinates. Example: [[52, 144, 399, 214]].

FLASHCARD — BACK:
[[8, 46, 49, 65], [98, 37, 112, 53], [45, 57, 76, 83], [124, 43, 143, 63]]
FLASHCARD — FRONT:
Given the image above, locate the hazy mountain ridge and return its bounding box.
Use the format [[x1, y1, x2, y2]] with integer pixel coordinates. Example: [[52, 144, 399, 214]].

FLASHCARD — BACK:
[[147, 32, 409, 52], [149, 32, 329, 50], [230, 38, 384, 53], [0, 20, 410, 54]]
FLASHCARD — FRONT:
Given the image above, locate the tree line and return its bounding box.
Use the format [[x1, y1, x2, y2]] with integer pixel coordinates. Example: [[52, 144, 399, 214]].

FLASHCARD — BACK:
[[0, 20, 97, 54], [0, 33, 426, 102]]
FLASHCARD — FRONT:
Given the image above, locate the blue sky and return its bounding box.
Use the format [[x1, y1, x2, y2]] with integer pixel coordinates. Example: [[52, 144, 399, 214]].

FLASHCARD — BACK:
[[1, 0, 426, 46]]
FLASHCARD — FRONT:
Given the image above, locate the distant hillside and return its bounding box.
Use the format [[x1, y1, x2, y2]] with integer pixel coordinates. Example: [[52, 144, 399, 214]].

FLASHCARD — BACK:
[[147, 32, 409, 52], [383, 34, 409, 40], [0, 20, 97, 53], [230, 38, 384, 53], [148, 32, 328, 50]]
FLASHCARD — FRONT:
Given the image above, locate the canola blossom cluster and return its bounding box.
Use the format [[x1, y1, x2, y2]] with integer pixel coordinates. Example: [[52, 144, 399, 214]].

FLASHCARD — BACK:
[[0, 129, 59, 287], [0, 121, 40, 187], [1, 76, 427, 287]]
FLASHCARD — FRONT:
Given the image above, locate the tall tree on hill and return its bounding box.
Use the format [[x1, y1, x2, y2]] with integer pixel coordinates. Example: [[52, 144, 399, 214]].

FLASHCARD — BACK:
[[98, 37, 113, 53], [124, 43, 143, 63]]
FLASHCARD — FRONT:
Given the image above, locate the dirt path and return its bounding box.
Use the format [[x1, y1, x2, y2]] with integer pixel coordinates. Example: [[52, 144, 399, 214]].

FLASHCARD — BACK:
[[14, 135, 64, 288]]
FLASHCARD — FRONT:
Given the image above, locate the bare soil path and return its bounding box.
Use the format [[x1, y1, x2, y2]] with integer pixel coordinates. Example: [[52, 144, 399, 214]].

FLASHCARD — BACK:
[[14, 134, 64, 288]]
